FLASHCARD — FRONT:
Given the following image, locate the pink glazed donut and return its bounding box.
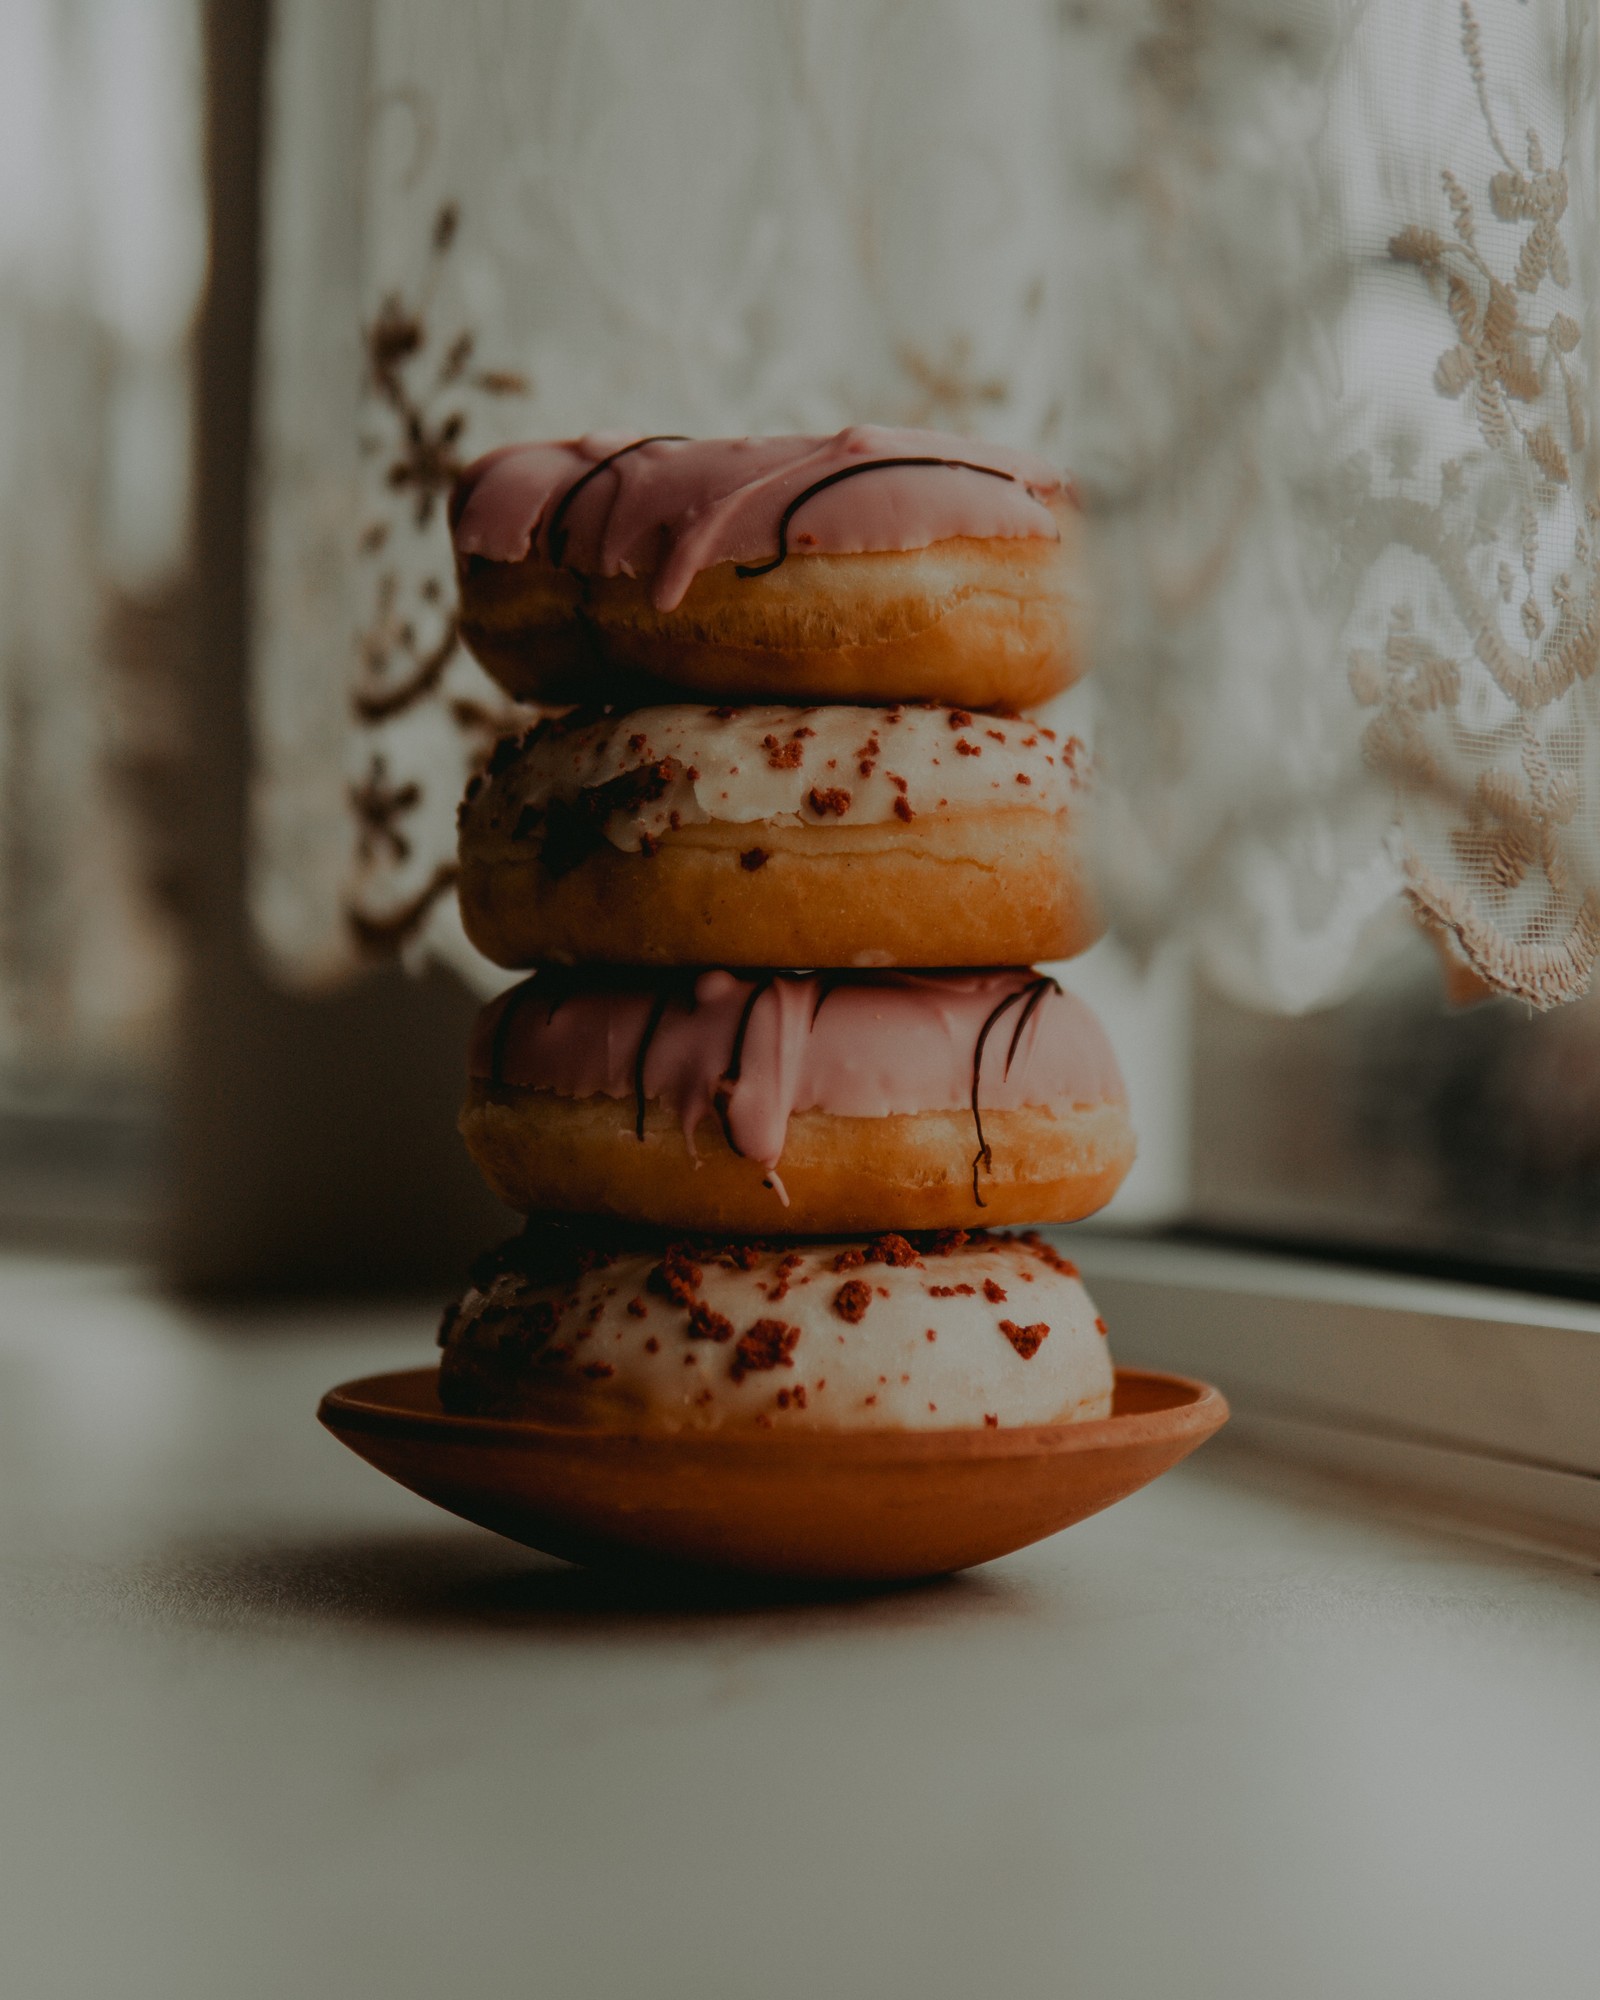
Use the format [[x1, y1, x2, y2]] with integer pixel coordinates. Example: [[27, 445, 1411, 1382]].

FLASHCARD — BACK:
[[459, 965, 1134, 1233], [450, 426, 1084, 710]]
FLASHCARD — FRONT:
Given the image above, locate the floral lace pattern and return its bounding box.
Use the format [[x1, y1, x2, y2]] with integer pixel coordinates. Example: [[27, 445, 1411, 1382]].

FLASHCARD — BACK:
[[252, 0, 1600, 1010], [1351, 3, 1600, 1005], [254, 0, 1077, 993]]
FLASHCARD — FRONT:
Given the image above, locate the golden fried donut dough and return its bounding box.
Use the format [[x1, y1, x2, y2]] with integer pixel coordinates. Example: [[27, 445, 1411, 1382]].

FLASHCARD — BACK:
[[460, 1092, 1134, 1233], [459, 809, 1094, 969], [457, 508, 1083, 712]]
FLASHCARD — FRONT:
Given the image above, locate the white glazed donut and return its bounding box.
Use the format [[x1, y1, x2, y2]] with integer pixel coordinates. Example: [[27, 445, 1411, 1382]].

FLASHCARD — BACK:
[[437, 1225, 1113, 1434], [456, 702, 1099, 968]]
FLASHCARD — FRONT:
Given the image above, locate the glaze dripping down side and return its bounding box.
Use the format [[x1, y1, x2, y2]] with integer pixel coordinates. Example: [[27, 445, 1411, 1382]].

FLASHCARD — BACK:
[[470, 967, 1124, 1172]]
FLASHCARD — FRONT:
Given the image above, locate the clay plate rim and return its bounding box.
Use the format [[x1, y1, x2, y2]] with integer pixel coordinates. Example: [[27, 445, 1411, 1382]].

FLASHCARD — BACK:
[[318, 1364, 1226, 1462]]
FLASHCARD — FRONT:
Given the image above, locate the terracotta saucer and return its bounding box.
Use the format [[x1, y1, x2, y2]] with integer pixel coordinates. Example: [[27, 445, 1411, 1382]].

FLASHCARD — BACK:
[[319, 1366, 1227, 1582]]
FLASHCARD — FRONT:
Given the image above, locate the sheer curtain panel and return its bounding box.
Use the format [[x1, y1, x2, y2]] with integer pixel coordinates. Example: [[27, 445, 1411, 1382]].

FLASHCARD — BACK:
[[253, 0, 1600, 1016]]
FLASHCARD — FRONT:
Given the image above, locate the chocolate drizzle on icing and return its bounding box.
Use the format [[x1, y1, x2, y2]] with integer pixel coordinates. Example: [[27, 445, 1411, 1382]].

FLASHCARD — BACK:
[[969, 973, 1062, 1205], [1004, 976, 1056, 1074], [633, 987, 675, 1140], [734, 456, 1017, 580], [711, 970, 892, 1151], [546, 435, 688, 567], [712, 973, 783, 1153], [484, 966, 1075, 1192]]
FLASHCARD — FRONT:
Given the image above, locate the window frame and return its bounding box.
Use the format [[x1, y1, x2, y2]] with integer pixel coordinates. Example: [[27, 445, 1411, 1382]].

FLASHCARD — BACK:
[[1071, 1229, 1600, 1558]]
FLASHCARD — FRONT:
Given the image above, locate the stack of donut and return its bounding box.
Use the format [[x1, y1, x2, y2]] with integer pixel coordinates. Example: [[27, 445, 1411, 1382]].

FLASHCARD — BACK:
[[437, 425, 1134, 1438]]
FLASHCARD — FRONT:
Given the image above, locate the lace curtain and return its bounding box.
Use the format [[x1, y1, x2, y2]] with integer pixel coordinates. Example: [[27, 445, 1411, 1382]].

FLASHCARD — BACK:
[[253, 0, 1600, 1014], [0, 0, 200, 1078]]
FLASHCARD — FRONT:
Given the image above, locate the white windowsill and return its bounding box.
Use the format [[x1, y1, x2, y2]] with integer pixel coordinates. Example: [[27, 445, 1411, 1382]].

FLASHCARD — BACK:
[[1067, 1231, 1600, 1560]]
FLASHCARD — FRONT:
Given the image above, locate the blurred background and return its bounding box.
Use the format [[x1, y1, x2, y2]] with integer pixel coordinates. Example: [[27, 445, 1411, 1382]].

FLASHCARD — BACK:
[[5, 0, 1600, 1297], [0, 0, 197, 1247]]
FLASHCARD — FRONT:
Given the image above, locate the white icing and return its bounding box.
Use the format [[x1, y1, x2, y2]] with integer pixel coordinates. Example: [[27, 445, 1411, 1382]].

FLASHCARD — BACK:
[[463, 702, 1082, 853], [440, 1233, 1113, 1433]]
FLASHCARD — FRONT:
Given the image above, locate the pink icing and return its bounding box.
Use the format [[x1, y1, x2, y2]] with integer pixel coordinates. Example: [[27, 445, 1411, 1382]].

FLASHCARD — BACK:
[[469, 968, 1125, 1171], [451, 426, 1073, 612]]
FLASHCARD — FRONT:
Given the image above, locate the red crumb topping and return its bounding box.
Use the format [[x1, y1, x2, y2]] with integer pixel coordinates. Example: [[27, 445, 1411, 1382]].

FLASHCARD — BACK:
[[644, 1336, 660, 1354], [687, 1300, 734, 1343], [807, 786, 851, 817], [984, 1413, 999, 1428], [893, 796, 915, 822], [833, 1279, 872, 1323], [730, 1318, 800, 1383], [955, 739, 980, 756], [776, 1384, 808, 1411], [999, 1319, 1050, 1359], [983, 1279, 1007, 1303], [1015, 772, 1032, 786], [740, 847, 769, 871], [762, 734, 805, 770], [832, 1248, 867, 1272], [1019, 1231, 1079, 1278], [649, 1244, 703, 1305], [626, 1297, 647, 1318], [1095, 1317, 1109, 1336], [867, 1233, 919, 1268], [928, 1283, 975, 1298], [948, 709, 973, 728], [581, 1361, 615, 1379], [925, 1328, 937, 1342]]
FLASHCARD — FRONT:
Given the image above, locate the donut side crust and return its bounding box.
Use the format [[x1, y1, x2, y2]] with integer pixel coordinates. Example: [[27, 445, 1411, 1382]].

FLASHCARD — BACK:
[[459, 1091, 1136, 1232], [457, 808, 1100, 968], [455, 508, 1083, 709]]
